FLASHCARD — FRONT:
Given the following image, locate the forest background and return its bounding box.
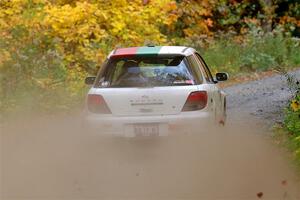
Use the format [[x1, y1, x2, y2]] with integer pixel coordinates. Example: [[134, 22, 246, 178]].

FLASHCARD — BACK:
[[0, 0, 299, 114]]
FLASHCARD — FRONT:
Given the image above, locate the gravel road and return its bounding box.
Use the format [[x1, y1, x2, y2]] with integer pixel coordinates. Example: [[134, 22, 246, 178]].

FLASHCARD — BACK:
[[224, 69, 300, 126], [1, 70, 300, 200]]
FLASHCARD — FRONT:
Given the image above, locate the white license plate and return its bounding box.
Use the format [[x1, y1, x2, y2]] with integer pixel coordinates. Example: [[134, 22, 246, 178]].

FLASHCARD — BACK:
[[133, 123, 159, 136]]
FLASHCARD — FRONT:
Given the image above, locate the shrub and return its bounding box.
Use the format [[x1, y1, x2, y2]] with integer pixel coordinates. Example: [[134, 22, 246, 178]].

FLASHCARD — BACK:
[[0, 28, 87, 115], [191, 29, 300, 74]]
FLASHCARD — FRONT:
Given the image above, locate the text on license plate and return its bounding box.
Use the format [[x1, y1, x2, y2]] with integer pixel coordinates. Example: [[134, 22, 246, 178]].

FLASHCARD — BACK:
[[133, 123, 159, 136]]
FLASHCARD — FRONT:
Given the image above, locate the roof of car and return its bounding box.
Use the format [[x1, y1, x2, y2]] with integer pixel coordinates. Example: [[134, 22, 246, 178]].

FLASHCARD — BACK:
[[108, 46, 196, 58]]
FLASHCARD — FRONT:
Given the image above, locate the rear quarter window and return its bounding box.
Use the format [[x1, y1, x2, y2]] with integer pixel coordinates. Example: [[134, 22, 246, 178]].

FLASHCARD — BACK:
[[194, 53, 214, 83], [186, 55, 204, 84]]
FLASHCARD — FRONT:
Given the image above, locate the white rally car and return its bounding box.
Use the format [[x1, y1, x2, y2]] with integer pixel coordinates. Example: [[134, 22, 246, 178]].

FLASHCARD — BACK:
[[84, 46, 228, 137]]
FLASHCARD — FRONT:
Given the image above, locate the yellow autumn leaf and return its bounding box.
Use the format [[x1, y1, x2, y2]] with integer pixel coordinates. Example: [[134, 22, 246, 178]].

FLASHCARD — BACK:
[[291, 100, 300, 112]]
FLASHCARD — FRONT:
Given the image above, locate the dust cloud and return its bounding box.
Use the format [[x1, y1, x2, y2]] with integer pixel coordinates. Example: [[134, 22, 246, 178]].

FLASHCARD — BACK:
[[1, 112, 300, 200]]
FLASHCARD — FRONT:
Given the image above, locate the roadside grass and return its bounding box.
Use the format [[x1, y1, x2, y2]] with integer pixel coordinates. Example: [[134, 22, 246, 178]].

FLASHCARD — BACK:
[[273, 124, 300, 172], [273, 71, 300, 172]]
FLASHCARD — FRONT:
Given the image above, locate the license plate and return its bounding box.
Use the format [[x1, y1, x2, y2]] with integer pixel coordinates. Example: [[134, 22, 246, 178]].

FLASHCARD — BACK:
[[133, 123, 159, 136]]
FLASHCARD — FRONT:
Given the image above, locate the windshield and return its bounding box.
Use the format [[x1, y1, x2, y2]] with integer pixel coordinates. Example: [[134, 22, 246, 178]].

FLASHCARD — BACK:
[[95, 55, 202, 88]]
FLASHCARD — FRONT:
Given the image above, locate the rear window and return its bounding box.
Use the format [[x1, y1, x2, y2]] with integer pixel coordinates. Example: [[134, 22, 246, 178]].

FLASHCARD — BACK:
[[95, 55, 203, 88]]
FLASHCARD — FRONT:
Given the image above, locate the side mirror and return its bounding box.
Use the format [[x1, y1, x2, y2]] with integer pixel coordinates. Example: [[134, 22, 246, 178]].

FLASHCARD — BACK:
[[85, 76, 96, 85], [215, 72, 228, 81]]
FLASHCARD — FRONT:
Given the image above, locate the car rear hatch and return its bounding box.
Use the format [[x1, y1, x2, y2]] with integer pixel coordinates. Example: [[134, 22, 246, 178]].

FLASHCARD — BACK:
[[90, 86, 199, 116]]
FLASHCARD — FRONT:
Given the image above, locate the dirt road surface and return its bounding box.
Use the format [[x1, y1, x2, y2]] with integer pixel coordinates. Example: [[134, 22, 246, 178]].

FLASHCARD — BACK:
[[1, 70, 300, 200]]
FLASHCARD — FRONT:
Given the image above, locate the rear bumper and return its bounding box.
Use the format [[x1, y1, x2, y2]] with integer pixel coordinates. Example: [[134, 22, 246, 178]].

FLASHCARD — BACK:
[[84, 111, 214, 137]]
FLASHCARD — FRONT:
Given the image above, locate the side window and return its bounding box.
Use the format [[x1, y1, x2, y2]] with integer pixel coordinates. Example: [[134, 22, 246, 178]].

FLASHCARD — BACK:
[[195, 53, 214, 83]]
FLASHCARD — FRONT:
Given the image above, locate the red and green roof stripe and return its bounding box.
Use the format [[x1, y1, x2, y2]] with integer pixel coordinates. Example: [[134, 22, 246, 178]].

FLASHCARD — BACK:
[[112, 46, 162, 58]]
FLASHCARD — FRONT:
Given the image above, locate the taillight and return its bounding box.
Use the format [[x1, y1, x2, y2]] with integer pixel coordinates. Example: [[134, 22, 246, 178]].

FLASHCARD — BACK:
[[87, 94, 111, 114], [182, 91, 208, 111]]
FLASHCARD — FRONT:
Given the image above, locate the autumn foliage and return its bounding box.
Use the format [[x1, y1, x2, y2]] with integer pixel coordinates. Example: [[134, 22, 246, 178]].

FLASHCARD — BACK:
[[0, 0, 299, 113]]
